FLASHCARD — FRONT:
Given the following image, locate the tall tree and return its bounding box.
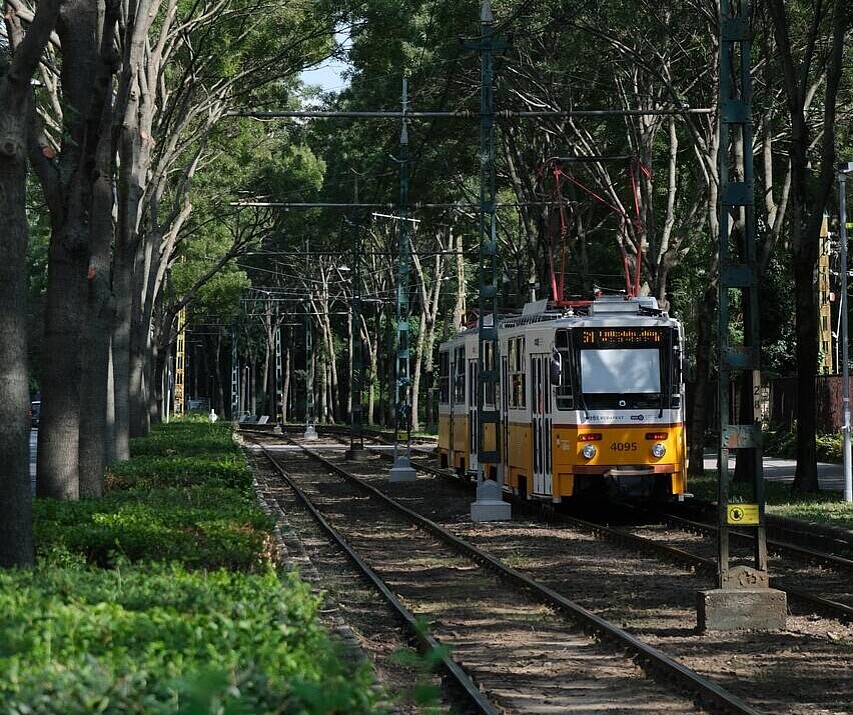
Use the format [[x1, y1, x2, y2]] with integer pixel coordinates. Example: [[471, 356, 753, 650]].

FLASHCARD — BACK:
[[0, 0, 61, 564], [32, 0, 117, 500], [765, 0, 848, 492]]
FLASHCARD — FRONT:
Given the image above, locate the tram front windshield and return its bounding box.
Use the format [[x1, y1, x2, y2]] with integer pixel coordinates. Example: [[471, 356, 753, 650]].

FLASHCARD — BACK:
[[580, 348, 661, 394]]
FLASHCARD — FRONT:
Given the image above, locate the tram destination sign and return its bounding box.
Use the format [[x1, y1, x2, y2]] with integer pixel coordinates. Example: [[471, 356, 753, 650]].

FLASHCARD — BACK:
[[579, 327, 664, 348]]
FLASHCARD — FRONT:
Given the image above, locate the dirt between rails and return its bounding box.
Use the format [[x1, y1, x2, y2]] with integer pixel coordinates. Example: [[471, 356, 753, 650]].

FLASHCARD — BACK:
[[245, 435, 852, 715], [247, 442, 713, 715], [334, 450, 853, 715]]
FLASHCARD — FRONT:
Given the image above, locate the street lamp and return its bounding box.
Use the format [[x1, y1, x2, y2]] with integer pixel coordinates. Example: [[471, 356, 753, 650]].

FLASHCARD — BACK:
[[838, 161, 853, 504]]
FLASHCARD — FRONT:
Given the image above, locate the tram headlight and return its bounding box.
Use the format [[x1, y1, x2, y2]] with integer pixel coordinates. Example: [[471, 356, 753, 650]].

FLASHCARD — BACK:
[[581, 444, 597, 459], [652, 443, 667, 459]]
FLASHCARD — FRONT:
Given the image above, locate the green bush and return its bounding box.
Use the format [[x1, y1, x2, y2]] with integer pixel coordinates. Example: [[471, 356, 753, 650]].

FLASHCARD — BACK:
[[763, 423, 842, 463], [0, 561, 383, 714], [34, 487, 274, 570], [129, 422, 237, 458], [106, 455, 252, 491], [5, 421, 387, 713]]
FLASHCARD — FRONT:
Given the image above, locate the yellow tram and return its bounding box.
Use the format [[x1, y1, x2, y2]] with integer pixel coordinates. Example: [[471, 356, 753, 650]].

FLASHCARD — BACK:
[[438, 295, 687, 501]]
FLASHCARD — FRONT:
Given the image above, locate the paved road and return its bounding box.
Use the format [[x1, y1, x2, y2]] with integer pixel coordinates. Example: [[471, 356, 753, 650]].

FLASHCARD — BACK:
[[704, 452, 846, 492]]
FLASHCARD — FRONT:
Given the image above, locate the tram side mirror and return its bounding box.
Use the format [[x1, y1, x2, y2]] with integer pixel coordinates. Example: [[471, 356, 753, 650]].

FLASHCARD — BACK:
[[550, 349, 563, 385]]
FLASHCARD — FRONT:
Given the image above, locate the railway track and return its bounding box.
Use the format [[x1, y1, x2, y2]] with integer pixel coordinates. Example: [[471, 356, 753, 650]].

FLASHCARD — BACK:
[[248, 434, 761, 715], [340, 436, 853, 625], [249, 426, 852, 623]]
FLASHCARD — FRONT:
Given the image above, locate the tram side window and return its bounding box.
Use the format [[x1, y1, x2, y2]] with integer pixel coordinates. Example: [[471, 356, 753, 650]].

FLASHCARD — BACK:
[[483, 341, 497, 406], [439, 351, 450, 404], [453, 347, 465, 403], [555, 329, 574, 410], [508, 337, 526, 408]]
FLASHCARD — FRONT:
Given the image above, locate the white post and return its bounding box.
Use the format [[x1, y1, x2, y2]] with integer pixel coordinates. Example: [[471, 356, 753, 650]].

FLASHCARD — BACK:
[[838, 164, 853, 503]]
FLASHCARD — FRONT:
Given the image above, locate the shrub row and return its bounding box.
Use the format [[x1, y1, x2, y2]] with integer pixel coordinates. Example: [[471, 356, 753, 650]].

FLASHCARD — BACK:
[[1, 421, 384, 714]]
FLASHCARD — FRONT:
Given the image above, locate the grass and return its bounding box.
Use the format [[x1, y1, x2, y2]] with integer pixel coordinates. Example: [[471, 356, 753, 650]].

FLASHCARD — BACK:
[[688, 471, 853, 531]]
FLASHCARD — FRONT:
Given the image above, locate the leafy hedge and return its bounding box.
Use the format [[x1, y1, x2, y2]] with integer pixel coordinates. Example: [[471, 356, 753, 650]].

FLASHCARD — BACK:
[[2, 421, 385, 714], [34, 487, 274, 570], [0, 562, 380, 714]]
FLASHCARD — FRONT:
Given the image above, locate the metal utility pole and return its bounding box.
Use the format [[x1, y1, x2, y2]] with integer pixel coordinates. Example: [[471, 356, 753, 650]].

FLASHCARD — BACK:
[[230, 321, 239, 420], [389, 77, 417, 481], [304, 238, 318, 440], [174, 307, 187, 416], [838, 162, 853, 503], [346, 173, 366, 460], [699, 0, 785, 631], [463, 0, 510, 520], [274, 312, 283, 427]]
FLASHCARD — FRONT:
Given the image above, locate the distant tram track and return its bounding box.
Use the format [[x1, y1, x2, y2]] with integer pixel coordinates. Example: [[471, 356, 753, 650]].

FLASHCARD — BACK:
[[248, 433, 763, 715], [330, 432, 853, 625], [247, 426, 853, 624]]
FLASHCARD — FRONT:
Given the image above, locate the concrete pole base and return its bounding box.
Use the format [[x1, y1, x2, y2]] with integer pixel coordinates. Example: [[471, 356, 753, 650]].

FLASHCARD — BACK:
[[345, 445, 369, 461], [697, 587, 787, 632], [470, 479, 511, 522], [303, 425, 318, 441], [389, 456, 417, 482]]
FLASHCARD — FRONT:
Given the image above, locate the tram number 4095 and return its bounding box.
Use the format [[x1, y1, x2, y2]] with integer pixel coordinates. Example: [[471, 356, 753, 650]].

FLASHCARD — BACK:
[[610, 442, 638, 452]]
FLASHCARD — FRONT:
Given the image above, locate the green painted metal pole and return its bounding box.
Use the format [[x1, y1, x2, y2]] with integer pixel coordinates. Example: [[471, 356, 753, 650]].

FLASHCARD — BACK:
[[304, 237, 318, 440], [230, 322, 239, 420], [464, 0, 510, 520], [390, 77, 416, 481], [717, 0, 766, 586]]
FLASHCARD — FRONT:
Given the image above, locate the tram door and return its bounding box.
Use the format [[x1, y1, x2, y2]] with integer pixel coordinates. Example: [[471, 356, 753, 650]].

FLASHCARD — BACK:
[[468, 358, 479, 473], [531, 354, 553, 496]]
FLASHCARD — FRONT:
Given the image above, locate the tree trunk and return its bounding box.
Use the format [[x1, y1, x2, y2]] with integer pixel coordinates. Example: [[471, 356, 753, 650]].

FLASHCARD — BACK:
[[688, 285, 716, 478], [765, 0, 846, 493], [36, 0, 109, 501], [0, 5, 59, 559], [78, 159, 115, 497], [792, 209, 820, 491], [411, 307, 427, 433], [79, 16, 119, 494], [112, 257, 132, 461]]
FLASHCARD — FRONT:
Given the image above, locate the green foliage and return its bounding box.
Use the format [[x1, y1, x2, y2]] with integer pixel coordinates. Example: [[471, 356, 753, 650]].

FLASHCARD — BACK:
[[105, 454, 252, 491], [0, 563, 382, 714], [389, 618, 450, 711], [129, 422, 237, 457], [2, 421, 385, 713], [763, 424, 841, 463], [33, 487, 273, 570], [34, 421, 269, 570]]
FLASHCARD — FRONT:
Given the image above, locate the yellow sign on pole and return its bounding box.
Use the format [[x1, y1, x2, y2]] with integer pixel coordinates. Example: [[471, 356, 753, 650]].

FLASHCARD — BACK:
[[727, 503, 759, 525]]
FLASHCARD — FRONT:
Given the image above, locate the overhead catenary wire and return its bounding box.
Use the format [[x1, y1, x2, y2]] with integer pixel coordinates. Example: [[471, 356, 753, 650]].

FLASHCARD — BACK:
[[233, 107, 712, 119]]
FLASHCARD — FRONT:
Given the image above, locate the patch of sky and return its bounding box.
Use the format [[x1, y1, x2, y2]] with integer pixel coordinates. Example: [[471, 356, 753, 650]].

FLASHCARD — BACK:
[[299, 29, 352, 98]]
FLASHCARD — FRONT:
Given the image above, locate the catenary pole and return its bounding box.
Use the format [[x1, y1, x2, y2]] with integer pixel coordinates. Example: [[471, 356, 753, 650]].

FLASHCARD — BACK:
[[464, 0, 510, 521], [389, 77, 417, 482], [304, 237, 318, 440]]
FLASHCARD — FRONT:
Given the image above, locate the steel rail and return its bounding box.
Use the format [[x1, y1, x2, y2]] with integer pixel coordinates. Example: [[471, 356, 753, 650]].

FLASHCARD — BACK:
[[255, 441, 498, 715], [530, 511, 853, 625], [652, 509, 853, 571], [362, 444, 853, 626], [259, 429, 853, 626], [296, 443, 763, 715]]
